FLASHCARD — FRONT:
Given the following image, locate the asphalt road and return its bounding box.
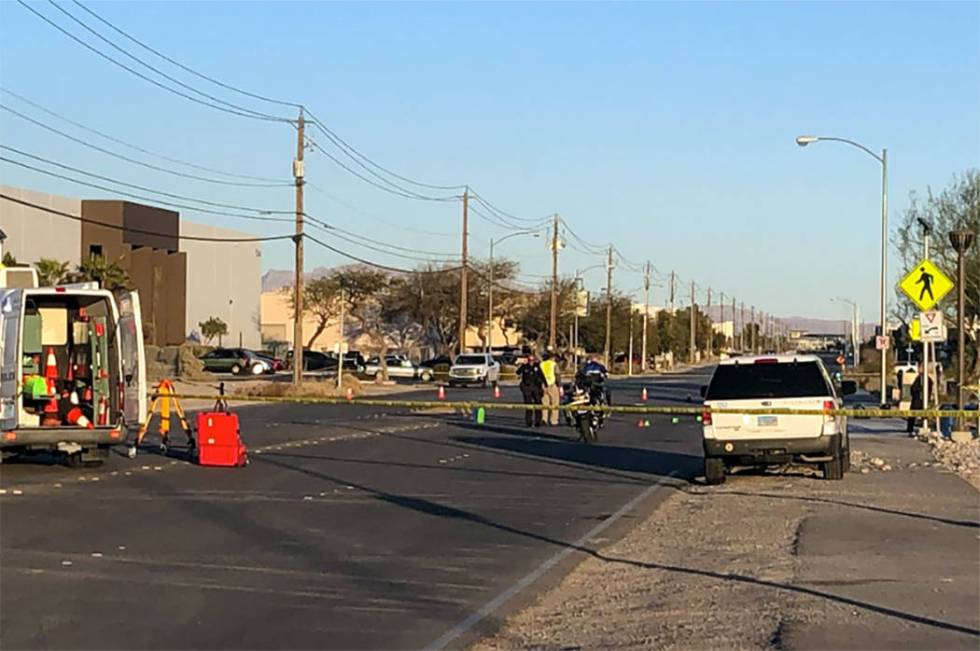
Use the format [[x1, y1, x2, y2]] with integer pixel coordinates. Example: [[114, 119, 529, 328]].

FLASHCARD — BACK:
[[0, 368, 711, 650]]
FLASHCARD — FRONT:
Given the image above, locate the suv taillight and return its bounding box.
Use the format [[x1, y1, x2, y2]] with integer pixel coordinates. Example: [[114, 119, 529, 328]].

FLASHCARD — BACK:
[[823, 400, 834, 412], [702, 405, 712, 425]]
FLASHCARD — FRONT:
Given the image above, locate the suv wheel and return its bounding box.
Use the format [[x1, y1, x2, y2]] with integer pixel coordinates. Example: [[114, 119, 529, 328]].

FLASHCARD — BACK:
[[250, 363, 264, 376], [419, 370, 432, 382], [704, 457, 726, 485], [230, 363, 242, 375]]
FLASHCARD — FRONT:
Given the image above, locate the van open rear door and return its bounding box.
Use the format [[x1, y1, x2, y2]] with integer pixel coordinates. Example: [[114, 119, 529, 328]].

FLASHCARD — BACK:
[[117, 291, 146, 429], [0, 291, 23, 431]]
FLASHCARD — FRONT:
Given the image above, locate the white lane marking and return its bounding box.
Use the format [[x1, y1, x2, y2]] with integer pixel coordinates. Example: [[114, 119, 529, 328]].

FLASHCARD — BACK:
[[424, 471, 679, 651]]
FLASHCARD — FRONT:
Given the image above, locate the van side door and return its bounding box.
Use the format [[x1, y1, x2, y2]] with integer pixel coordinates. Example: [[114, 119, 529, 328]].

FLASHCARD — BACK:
[[0, 291, 23, 431], [116, 291, 147, 429]]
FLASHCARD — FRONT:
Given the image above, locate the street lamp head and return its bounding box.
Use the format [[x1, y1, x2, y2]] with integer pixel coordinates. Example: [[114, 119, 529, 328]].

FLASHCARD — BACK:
[[795, 135, 818, 147], [948, 229, 974, 253]]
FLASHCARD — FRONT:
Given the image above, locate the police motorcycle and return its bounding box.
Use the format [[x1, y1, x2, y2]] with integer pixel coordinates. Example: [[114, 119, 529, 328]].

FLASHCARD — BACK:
[[562, 367, 609, 443]]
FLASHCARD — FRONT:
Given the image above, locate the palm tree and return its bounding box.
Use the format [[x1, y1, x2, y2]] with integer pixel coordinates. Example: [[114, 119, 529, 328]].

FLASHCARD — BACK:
[[73, 255, 131, 291], [35, 258, 71, 287]]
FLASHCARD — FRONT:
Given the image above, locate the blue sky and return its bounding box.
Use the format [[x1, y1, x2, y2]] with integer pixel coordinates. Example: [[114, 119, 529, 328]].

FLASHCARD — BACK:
[[1, 1, 977, 319]]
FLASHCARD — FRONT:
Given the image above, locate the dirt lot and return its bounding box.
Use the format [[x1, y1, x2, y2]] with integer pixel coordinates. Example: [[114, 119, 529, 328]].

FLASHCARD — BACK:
[[474, 436, 980, 650]]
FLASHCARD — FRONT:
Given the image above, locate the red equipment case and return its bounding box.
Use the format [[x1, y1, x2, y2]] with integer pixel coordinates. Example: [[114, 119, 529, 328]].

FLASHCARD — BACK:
[[195, 410, 248, 467]]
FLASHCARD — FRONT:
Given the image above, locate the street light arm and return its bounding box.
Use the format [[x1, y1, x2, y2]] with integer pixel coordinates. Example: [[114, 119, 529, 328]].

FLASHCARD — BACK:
[[811, 137, 884, 164]]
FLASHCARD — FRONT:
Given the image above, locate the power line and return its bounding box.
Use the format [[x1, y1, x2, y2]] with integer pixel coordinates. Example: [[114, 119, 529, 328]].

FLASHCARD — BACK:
[[70, 0, 302, 110], [0, 145, 291, 215], [304, 214, 457, 258], [468, 189, 549, 226], [0, 102, 293, 188], [304, 232, 462, 275], [306, 114, 465, 191], [305, 181, 456, 237], [305, 134, 458, 203], [468, 204, 526, 230], [0, 88, 290, 184], [0, 154, 293, 223], [304, 216, 460, 263], [0, 193, 292, 242], [17, 1, 291, 123]]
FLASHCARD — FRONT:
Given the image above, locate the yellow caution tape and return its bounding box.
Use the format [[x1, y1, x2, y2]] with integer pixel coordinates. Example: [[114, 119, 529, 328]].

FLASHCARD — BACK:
[[153, 392, 978, 420]]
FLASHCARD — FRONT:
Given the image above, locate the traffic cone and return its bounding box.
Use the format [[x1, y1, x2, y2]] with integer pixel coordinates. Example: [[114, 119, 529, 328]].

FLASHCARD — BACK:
[[641, 387, 648, 402], [43, 347, 58, 396], [438, 385, 446, 401], [493, 384, 501, 399], [83, 386, 93, 403], [346, 387, 353, 401], [636, 419, 645, 428], [41, 395, 60, 426], [66, 407, 94, 430], [97, 396, 108, 426]]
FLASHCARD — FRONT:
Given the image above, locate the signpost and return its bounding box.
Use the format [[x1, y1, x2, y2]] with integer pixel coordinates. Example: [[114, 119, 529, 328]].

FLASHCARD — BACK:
[[875, 335, 890, 351], [899, 258, 954, 434]]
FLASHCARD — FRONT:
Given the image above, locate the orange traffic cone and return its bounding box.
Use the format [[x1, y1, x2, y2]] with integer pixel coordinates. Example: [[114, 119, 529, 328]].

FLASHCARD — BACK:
[[641, 387, 648, 402], [66, 407, 94, 430], [43, 347, 58, 397], [346, 387, 354, 401], [41, 395, 60, 426], [493, 384, 501, 399], [438, 385, 446, 400]]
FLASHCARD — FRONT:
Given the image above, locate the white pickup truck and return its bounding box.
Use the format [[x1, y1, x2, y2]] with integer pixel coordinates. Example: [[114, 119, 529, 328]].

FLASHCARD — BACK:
[[447, 353, 500, 388], [700, 354, 854, 484]]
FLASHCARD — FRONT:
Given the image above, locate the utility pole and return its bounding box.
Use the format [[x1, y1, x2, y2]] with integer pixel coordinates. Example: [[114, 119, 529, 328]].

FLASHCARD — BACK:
[[291, 109, 305, 386], [706, 287, 712, 358], [642, 261, 651, 372], [603, 245, 614, 364], [740, 301, 746, 351], [669, 271, 676, 312], [549, 213, 560, 351], [720, 291, 726, 351], [689, 281, 696, 364], [335, 288, 345, 390], [731, 296, 736, 351], [950, 229, 974, 434], [458, 187, 469, 356], [750, 305, 756, 354]]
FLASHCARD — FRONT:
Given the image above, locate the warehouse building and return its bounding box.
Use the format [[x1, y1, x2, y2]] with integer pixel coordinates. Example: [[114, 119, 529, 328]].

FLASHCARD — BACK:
[[0, 184, 261, 348]]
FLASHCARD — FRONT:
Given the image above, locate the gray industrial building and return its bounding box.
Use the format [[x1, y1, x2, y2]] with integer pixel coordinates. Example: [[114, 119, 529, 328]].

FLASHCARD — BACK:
[[0, 184, 261, 348]]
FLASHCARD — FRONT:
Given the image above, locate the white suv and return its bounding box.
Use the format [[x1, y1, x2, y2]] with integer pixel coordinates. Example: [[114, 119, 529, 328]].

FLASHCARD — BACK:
[[448, 353, 500, 388], [700, 354, 854, 484]]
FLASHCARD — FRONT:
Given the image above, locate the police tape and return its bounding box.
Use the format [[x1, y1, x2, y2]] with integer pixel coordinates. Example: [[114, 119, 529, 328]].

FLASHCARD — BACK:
[[155, 392, 979, 420]]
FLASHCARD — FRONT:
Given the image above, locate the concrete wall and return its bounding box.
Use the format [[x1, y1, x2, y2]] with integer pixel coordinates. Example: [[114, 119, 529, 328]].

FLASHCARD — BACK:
[[0, 184, 81, 265], [181, 222, 262, 349]]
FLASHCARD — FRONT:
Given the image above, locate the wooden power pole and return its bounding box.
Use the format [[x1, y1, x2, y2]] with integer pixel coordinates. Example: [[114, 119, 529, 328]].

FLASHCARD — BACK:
[[291, 109, 305, 386], [458, 187, 469, 355], [642, 261, 651, 372], [548, 213, 559, 350], [603, 245, 613, 364], [689, 281, 696, 364]]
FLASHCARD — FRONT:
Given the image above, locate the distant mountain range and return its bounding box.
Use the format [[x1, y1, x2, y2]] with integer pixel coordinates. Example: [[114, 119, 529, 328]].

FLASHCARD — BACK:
[[700, 306, 875, 338], [262, 265, 356, 292]]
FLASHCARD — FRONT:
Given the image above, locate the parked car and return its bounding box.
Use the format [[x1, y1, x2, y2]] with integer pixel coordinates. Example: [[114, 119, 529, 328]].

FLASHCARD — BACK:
[[255, 352, 284, 372], [448, 353, 501, 387], [284, 349, 334, 372], [364, 356, 434, 382], [700, 354, 854, 484], [200, 348, 273, 375], [420, 355, 453, 371]]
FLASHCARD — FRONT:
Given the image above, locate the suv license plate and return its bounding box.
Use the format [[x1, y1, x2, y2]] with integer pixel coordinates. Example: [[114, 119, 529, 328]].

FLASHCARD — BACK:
[[757, 416, 778, 427]]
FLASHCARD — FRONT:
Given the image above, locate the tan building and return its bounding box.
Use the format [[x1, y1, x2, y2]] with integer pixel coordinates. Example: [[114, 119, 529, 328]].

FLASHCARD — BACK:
[[260, 290, 342, 351]]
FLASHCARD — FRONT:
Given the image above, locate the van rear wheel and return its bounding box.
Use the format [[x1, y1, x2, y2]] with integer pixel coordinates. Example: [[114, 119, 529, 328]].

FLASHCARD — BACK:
[[704, 457, 726, 485]]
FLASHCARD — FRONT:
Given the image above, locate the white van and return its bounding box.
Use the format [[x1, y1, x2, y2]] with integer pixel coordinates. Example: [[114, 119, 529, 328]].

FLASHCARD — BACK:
[[700, 354, 853, 484], [0, 285, 146, 466]]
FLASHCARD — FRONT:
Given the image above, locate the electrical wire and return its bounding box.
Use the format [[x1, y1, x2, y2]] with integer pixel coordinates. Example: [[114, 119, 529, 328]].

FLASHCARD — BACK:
[[0, 102, 293, 188], [305, 134, 458, 203], [306, 114, 465, 191], [17, 1, 291, 123], [70, 0, 302, 110], [0, 145, 291, 215], [304, 232, 462, 275], [0, 155, 293, 223], [468, 204, 526, 230], [468, 189, 550, 226], [304, 214, 458, 259], [305, 181, 456, 237], [304, 218, 460, 263], [0, 193, 293, 242], [0, 89, 291, 184]]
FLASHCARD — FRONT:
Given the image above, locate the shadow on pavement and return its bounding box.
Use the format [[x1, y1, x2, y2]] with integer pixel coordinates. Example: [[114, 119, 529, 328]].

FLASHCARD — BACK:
[[256, 453, 980, 641]]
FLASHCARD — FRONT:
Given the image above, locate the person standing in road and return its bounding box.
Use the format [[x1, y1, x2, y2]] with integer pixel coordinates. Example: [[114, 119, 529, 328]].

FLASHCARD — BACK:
[[516, 354, 544, 427], [540, 352, 561, 426]]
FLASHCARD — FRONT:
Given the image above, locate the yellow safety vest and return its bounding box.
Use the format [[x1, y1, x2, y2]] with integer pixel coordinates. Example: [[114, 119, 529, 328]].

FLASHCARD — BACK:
[[540, 359, 557, 387]]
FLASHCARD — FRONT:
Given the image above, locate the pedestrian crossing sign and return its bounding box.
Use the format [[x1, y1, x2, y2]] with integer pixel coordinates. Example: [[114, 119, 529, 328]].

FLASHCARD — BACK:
[[898, 258, 954, 311]]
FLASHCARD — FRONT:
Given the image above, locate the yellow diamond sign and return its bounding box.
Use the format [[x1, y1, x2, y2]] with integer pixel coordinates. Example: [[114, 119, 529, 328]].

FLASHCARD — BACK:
[[899, 258, 954, 311]]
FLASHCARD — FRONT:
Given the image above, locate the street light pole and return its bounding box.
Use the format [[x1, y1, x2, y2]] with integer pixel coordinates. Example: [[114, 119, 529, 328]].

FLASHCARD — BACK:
[[796, 135, 888, 405]]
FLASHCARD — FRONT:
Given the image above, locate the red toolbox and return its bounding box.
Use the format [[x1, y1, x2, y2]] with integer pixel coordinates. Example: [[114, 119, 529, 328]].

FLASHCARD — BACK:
[[195, 411, 248, 467]]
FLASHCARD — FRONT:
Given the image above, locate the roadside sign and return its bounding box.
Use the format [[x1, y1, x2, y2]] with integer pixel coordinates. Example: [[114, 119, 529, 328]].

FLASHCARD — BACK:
[[919, 310, 945, 342], [910, 318, 921, 341], [898, 258, 954, 311], [575, 290, 589, 317], [875, 335, 890, 351]]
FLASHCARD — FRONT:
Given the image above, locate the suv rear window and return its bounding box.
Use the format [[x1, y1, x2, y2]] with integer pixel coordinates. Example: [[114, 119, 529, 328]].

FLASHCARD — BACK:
[[455, 355, 487, 365], [706, 361, 832, 400]]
